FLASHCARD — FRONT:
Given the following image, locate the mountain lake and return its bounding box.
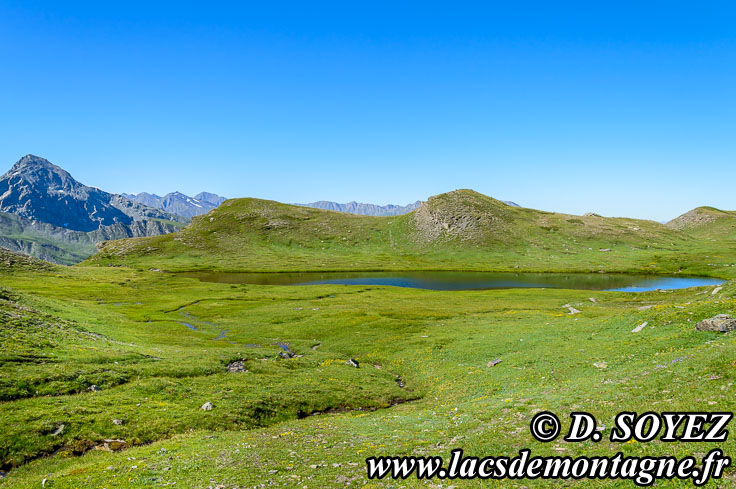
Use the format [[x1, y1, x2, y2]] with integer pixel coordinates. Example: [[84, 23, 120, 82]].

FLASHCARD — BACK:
[[177, 271, 724, 292]]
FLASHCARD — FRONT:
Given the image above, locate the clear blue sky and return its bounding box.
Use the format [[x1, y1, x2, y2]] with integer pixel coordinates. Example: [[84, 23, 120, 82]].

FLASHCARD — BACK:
[[1, 1, 735, 221]]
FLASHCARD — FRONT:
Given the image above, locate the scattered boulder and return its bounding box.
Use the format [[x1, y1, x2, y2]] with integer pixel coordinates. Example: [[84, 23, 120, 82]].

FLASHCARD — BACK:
[[712, 286, 723, 295], [88, 384, 101, 392], [599, 249, 612, 252], [568, 307, 581, 315], [100, 439, 128, 451], [638, 305, 654, 311], [487, 358, 502, 367], [51, 424, 65, 436], [631, 322, 648, 333], [396, 376, 406, 388], [346, 358, 360, 368], [696, 315, 736, 332], [112, 419, 124, 426], [226, 360, 248, 372], [589, 298, 597, 303], [593, 362, 608, 369], [201, 401, 214, 411]]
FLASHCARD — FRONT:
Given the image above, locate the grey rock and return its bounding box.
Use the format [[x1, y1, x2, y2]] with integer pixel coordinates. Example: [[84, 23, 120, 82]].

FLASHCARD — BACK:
[[201, 401, 214, 411], [226, 360, 248, 372], [88, 384, 101, 392], [102, 439, 128, 451], [346, 358, 360, 368], [51, 424, 65, 436], [396, 376, 406, 388], [112, 419, 124, 425], [487, 358, 502, 367], [696, 314, 736, 332], [631, 322, 648, 333]]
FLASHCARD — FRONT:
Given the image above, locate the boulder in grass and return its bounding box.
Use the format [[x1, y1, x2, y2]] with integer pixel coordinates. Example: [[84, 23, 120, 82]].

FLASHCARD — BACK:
[[201, 401, 214, 411], [696, 315, 736, 332], [632, 322, 648, 333], [346, 358, 360, 368], [226, 360, 247, 372]]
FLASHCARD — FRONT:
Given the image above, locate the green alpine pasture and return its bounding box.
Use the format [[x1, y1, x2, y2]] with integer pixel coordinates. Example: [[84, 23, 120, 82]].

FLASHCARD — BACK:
[[2, 191, 736, 488]]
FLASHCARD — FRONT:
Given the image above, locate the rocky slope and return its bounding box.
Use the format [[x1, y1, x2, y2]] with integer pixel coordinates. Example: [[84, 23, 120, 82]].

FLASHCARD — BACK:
[[0, 155, 186, 232], [667, 206, 736, 239], [0, 210, 180, 265], [123, 191, 225, 219]]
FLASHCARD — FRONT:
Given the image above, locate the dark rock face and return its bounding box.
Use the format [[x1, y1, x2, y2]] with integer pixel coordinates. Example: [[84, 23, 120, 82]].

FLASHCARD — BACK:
[[0, 155, 185, 232], [124, 191, 225, 219], [696, 314, 736, 332]]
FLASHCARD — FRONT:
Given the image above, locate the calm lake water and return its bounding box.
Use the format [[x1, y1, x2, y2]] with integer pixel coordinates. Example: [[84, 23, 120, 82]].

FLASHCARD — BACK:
[[177, 271, 724, 292]]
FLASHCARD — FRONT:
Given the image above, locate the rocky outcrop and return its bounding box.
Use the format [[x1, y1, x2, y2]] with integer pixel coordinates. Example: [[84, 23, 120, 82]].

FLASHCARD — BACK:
[[696, 315, 736, 332], [667, 208, 718, 230], [411, 190, 513, 243]]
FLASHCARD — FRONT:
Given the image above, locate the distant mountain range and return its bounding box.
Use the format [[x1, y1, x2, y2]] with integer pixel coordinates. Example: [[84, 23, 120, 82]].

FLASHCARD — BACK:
[[296, 199, 520, 216], [296, 200, 422, 216], [123, 191, 226, 219]]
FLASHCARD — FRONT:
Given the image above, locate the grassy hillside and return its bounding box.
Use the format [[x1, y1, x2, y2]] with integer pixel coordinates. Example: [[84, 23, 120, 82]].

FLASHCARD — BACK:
[[87, 190, 734, 278], [1, 262, 735, 487]]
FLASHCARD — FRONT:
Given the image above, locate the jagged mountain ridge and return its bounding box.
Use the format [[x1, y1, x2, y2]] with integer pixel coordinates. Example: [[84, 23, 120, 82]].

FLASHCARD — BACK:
[[297, 199, 519, 216], [0, 155, 186, 232], [123, 191, 226, 219], [295, 200, 422, 216]]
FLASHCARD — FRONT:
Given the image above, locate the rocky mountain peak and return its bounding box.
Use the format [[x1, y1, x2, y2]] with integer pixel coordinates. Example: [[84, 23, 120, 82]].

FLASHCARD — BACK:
[[0, 155, 185, 232]]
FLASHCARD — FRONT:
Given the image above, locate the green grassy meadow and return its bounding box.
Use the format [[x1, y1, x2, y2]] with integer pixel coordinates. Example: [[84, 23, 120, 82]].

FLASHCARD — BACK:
[[2, 192, 736, 487]]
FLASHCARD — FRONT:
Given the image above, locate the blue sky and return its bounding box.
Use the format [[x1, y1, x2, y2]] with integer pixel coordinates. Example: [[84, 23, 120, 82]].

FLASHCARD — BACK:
[[1, 1, 735, 221]]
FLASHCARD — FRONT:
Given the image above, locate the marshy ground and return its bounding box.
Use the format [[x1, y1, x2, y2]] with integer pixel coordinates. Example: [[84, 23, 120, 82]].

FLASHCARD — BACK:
[[1, 262, 735, 487]]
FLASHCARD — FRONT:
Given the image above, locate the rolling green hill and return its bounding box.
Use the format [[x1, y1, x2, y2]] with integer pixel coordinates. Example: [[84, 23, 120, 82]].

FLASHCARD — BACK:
[[87, 189, 733, 278]]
